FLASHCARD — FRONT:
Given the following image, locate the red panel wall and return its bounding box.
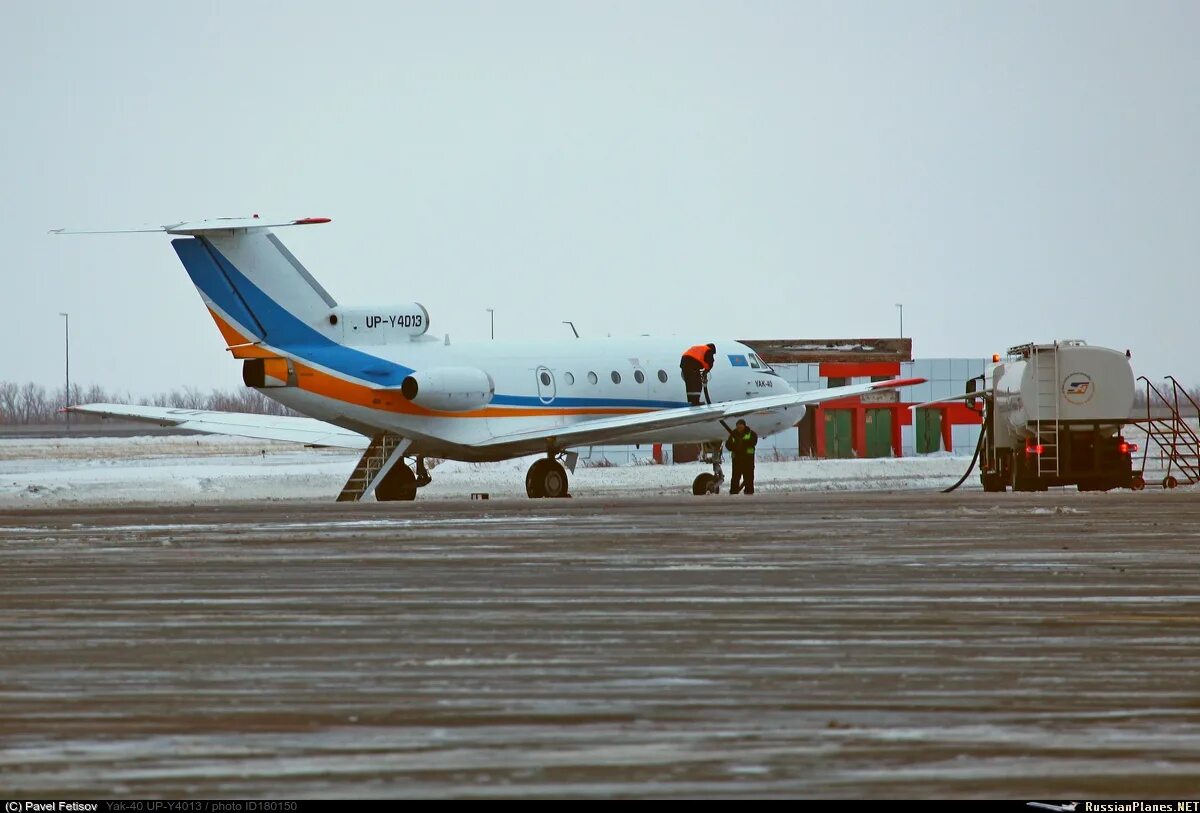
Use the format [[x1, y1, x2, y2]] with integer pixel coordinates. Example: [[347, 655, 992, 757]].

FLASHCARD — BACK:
[[819, 362, 901, 378]]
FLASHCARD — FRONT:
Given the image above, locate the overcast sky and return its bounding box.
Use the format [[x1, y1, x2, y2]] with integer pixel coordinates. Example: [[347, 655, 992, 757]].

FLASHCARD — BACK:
[[2, 1, 1197, 394]]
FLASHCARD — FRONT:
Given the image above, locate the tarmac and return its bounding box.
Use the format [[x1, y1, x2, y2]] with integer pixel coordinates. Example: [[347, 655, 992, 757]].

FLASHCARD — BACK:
[[2, 489, 1199, 798]]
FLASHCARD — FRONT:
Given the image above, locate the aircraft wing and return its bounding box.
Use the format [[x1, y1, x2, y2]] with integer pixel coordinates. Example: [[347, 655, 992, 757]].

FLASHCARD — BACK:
[[909, 388, 993, 409], [477, 377, 926, 455], [67, 404, 370, 449]]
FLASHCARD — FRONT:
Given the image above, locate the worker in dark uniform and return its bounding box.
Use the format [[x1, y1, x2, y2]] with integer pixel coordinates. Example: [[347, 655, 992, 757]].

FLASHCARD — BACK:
[[725, 418, 758, 495], [679, 343, 716, 405]]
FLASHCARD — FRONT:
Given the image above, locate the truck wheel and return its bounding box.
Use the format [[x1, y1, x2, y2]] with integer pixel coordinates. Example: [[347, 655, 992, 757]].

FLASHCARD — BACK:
[[981, 473, 1005, 493], [1130, 475, 1146, 491], [1012, 465, 1037, 493], [692, 473, 717, 495]]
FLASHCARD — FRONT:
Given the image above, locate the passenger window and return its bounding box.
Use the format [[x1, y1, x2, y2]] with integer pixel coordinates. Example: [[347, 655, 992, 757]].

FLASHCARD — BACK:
[[587, 371, 598, 385], [539, 372, 551, 386], [634, 370, 645, 384], [564, 372, 575, 385], [657, 370, 668, 383], [611, 371, 622, 384]]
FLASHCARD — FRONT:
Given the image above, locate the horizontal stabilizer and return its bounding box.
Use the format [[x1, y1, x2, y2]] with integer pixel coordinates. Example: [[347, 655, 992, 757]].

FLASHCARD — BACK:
[[50, 216, 331, 236], [67, 404, 368, 449]]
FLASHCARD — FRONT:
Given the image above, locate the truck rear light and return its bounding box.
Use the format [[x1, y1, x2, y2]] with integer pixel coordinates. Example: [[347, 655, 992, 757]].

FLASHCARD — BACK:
[[1119, 441, 1138, 454], [1025, 440, 1044, 455]]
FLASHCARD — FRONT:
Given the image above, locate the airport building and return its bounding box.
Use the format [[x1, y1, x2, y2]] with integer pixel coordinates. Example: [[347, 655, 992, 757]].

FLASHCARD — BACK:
[[589, 340, 988, 465], [756, 355, 987, 460]]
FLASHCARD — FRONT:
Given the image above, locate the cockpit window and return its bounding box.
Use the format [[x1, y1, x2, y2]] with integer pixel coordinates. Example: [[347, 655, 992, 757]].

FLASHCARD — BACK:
[[749, 353, 774, 373]]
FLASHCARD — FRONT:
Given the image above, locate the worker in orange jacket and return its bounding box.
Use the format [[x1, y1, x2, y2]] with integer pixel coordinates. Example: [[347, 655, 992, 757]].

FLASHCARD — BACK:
[[679, 343, 716, 405]]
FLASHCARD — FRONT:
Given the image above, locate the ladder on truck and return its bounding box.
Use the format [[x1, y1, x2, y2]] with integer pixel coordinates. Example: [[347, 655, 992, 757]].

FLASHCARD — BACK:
[[1136, 376, 1200, 487], [336, 432, 409, 501], [1031, 343, 1061, 479]]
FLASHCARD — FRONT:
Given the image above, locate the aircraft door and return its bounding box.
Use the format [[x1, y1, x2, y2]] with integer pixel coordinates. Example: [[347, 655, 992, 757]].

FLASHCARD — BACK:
[[535, 366, 557, 404]]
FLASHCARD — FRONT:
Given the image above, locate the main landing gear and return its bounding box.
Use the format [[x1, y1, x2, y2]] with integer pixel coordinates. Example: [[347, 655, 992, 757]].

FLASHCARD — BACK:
[[692, 440, 725, 496], [375, 455, 433, 501], [526, 452, 576, 498]]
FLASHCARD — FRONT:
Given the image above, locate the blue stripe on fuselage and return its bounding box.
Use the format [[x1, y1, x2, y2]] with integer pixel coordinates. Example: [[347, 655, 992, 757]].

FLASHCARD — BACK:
[[492, 394, 688, 409]]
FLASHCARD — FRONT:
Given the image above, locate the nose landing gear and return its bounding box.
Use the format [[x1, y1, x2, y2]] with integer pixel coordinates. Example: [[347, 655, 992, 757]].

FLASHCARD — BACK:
[[692, 441, 725, 495]]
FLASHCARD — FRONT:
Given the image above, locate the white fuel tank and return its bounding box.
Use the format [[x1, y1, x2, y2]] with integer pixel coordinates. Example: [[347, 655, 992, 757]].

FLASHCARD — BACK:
[[993, 341, 1134, 441], [330, 304, 429, 345]]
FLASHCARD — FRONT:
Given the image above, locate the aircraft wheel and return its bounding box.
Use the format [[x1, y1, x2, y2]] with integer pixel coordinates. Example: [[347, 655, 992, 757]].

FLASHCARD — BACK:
[[692, 473, 718, 495], [1164, 475, 1178, 490], [527, 459, 570, 498], [526, 460, 548, 497], [376, 463, 417, 501], [542, 460, 569, 498]]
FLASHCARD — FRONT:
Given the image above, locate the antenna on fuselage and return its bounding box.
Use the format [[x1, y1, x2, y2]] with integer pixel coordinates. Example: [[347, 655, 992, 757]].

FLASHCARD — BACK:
[[562, 321, 579, 338]]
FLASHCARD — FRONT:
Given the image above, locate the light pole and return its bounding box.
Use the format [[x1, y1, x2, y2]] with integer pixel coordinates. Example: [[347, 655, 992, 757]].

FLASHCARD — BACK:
[[895, 303, 903, 339], [486, 308, 494, 340], [59, 312, 70, 431]]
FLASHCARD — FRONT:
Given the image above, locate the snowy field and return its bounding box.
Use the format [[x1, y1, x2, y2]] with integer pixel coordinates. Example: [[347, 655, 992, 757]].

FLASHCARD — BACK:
[[0, 435, 981, 506]]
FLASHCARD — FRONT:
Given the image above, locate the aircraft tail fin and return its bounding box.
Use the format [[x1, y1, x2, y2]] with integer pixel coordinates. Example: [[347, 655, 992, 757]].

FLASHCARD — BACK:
[[166, 218, 337, 350]]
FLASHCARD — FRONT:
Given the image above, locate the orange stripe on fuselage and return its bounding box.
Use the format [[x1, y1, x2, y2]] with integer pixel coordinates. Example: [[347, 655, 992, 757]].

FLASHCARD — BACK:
[[206, 307, 655, 419]]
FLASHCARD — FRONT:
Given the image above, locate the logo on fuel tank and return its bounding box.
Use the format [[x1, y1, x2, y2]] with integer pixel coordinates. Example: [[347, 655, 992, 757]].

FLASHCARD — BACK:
[[1062, 372, 1095, 405]]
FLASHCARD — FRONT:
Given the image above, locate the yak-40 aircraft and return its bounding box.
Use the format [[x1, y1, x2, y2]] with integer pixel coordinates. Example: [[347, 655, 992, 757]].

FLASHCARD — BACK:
[[57, 216, 923, 501]]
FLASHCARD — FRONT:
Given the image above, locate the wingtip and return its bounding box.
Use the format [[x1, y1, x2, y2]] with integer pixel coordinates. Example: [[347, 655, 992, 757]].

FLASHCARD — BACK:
[[871, 376, 925, 389]]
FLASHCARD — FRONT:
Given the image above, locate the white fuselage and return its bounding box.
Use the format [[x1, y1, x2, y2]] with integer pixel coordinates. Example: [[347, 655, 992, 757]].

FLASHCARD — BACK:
[[263, 336, 804, 461]]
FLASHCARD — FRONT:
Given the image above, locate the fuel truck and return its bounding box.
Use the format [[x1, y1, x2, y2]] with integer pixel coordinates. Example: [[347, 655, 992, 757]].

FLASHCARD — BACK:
[[965, 340, 1142, 492]]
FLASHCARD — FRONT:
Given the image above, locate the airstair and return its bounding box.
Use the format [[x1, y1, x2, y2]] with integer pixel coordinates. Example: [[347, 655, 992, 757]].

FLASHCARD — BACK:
[[1136, 376, 1200, 488], [336, 432, 409, 501]]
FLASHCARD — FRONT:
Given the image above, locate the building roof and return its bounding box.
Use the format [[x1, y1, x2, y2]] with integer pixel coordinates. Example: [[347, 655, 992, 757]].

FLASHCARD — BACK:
[[740, 338, 912, 364]]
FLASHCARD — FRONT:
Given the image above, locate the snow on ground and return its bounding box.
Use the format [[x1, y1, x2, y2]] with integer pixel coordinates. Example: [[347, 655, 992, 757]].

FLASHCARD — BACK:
[[0, 434, 982, 507]]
